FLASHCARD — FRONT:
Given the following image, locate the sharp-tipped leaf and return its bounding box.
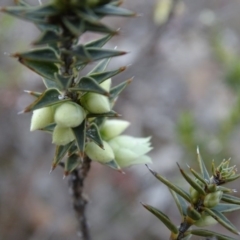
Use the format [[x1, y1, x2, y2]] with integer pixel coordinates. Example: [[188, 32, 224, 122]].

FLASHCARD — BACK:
[[42, 78, 58, 89], [169, 189, 188, 216], [71, 77, 108, 95], [104, 159, 121, 171], [84, 21, 117, 34], [33, 30, 65, 45], [85, 34, 112, 48], [109, 78, 132, 101], [86, 123, 104, 148], [89, 66, 126, 84], [190, 229, 237, 240], [64, 154, 81, 176], [54, 74, 73, 91], [88, 58, 111, 74], [197, 148, 210, 182], [188, 166, 208, 186], [222, 194, 240, 205], [22, 89, 68, 112], [213, 203, 240, 213], [177, 163, 205, 195], [142, 204, 178, 234], [62, 17, 85, 36], [71, 119, 86, 157], [203, 207, 240, 235]]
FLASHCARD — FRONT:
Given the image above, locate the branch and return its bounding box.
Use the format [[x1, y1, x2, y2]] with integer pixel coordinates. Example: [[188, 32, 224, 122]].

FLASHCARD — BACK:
[[68, 156, 92, 240]]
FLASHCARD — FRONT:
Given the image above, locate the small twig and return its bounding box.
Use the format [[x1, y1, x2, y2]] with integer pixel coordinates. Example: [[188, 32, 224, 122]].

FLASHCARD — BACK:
[[68, 156, 92, 240]]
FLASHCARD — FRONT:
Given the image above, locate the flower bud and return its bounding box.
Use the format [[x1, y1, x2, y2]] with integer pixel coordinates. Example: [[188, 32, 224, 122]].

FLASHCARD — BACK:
[[100, 78, 111, 92], [85, 141, 114, 163], [52, 125, 75, 146], [194, 215, 217, 227], [100, 119, 130, 140], [189, 186, 200, 204], [80, 93, 110, 114], [108, 136, 152, 168], [30, 106, 54, 131], [54, 102, 86, 128], [203, 191, 223, 208]]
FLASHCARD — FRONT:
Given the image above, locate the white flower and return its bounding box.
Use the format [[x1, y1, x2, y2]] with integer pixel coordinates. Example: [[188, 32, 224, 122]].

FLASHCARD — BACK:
[[108, 135, 152, 168], [30, 106, 54, 131], [80, 93, 110, 114], [85, 141, 114, 163], [54, 102, 86, 128], [100, 119, 130, 140], [52, 125, 75, 145]]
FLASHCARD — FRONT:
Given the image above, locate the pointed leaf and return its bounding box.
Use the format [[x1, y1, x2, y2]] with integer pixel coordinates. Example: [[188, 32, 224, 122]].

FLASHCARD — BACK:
[[84, 21, 117, 34], [54, 73, 73, 91], [18, 58, 58, 81], [62, 17, 85, 36], [71, 77, 108, 95], [203, 207, 240, 235], [188, 165, 208, 186], [85, 34, 112, 48], [146, 165, 191, 202], [190, 229, 237, 240], [88, 58, 111, 74], [222, 194, 240, 205], [52, 141, 75, 171], [33, 30, 64, 45], [169, 189, 188, 216], [86, 123, 104, 148], [87, 110, 120, 118], [104, 159, 121, 171], [13, 48, 61, 63], [72, 119, 86, 157], [94, 5, 135, 17], [65, 154, 81, 176], [142, 203, 178, 234], [24, 90, 41, 98], [177, 163, 205, 195], [42, 78, 58, 89], [40, 123, 56, 133], [89, 66, 126, 84], [197, 147, 210, 182], [109, 78, 132, 101], [22, 89, 68, 112], [213, 203, 240, 213]]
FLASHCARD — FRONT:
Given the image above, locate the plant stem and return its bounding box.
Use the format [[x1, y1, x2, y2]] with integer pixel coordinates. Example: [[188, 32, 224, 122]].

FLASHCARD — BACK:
[[68, 156, 92, 240]]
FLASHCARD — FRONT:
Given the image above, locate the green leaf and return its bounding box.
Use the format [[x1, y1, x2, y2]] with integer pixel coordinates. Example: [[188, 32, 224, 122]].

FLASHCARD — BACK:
[[42, 78, 58, 89], [15, 0, 30, 6], [203, 207, 240, 235], [18, 58, 58, 81], [71, 77, 109, 95], [88, 58, 111, 74], [64, 154, 81, 176], [33, 30, 64, 45], [94, 4, 135, 17], [188, 165, 208, 186], [197, 147, 210, 182], [87, 110, 120, 118], [142, 203, 178, 234], [13, 48, 61, 63], [109, 78, 132, 101], [40, 123, 56, 133], [177, 163, 205, 195], [104, 160, 121, 171], [169, 189, 188, 216], [54, 73, 73, 91], [21, 88, 68, 113], [24, 90, 42, 98], [84, 20, 117, 34], [146, 165, 191, 202], [190, 229, 237, 240], [62, 17, 85, 36], [51, 141, 75, 171], [85, 34, 112, 48], [72, 119, 86, 157], [222, 194, 240, 205], [89, 66, 126, 84], [86, 123, 103, 148], [213, 203, 240, 213]]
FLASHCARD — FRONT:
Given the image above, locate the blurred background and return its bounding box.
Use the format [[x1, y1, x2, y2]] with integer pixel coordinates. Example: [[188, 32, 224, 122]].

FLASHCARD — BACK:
[[1, 0, 240, 239]]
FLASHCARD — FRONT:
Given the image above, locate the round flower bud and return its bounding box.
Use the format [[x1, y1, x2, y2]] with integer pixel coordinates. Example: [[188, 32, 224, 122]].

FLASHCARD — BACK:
[[54, 102, 86, 128], [52, 125, 75, 146], [100, 78, 111, 91], [100, 119, 130, 140], [203, 191, 223, 208], [80, 93, 110, 114], [194, 215, 217, 227], [30, 106, 54, 131], [85, 141, 114, 163], [189, 186, 200, 204]]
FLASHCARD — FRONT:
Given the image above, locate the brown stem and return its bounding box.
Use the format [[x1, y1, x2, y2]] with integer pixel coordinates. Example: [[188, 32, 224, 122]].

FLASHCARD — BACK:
[[68, 156, 92, 240]]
